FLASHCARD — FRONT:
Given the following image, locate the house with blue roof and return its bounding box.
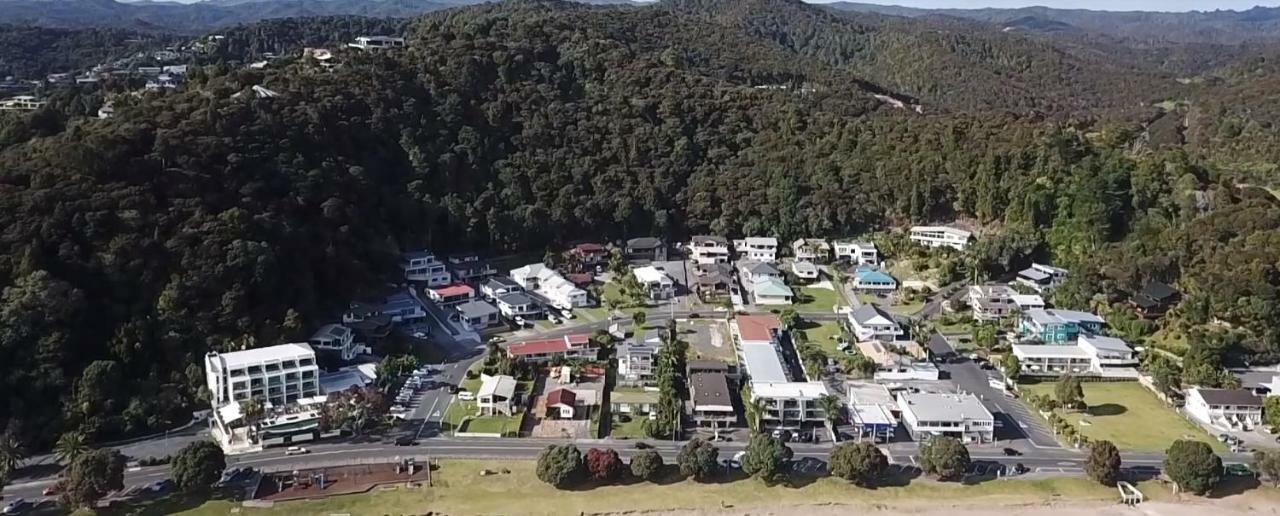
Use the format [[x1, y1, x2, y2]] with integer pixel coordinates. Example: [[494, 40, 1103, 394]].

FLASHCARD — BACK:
[[1018, 309, 1105, 344], [852, 266, 897, 292]]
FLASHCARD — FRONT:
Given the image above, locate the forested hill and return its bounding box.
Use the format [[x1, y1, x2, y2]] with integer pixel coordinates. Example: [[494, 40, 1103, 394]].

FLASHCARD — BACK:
[[1, 0, 1279, 452]]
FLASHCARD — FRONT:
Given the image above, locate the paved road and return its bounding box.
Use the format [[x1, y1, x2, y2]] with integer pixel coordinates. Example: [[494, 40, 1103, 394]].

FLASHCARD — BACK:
[[938, 354, 1061, 449]]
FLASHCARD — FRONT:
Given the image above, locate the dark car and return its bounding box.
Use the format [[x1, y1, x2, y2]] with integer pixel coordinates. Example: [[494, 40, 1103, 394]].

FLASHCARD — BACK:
[[1013, 463, 1029, 475], [634, 441, 653, 449], [1002, 447, 1022, 456], [394, 436, 418, 446]]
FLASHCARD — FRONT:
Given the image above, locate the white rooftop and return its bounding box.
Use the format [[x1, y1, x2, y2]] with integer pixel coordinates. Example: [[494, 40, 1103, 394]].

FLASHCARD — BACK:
[[753, 381, 828, 399], [851, 404, 895, 426], [478, 374, 517, 399], [910, 225, 972, 239], [1011, 294, 1046, 307], [1079, 334, 1132, 353], [633, 265, 672, 284], [210, 343, 315, 368], [898, 392, 993, 422], [1012, 344, 1092, 359], [741, 237, 778, 247], [741, 343, 790, 383]]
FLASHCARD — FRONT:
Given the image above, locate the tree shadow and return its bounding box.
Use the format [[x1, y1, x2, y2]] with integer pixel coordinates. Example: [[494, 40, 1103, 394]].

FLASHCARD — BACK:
[[1208, 476, 1261, 499], [875, 463, 922, 487], [1086, 403, 1127, 417], [12, 462, 63, 481], [959, 460, 1006, 486]]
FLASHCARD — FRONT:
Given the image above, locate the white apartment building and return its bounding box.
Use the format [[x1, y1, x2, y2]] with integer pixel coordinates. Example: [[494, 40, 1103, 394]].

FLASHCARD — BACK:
[[618, 332, 662, 385], [968, 285, 1044, 321], [0, 96, 47, 111], [349, 36, 406, 50], [401, 250, 452, 286], [733, 314, 831, 426], [205, 343, 320, 408], [833, 240, 878, 265], [689, 235, 731, 264], [897, 392, 994, 443], [1077, 334, 1138, 368], [1011, 344, 1095, 376], [733, 237, 779, 262], [908, 225, 973, 251], [1186, 388, 1264, 431], [510, 263, 589, 309]]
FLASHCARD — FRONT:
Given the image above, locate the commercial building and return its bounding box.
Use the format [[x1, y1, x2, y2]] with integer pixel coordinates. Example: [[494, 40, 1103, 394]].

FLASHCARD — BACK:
[[1018, 309, 1105, 344], [848, 404, 896, 442], [833, 240, 878, 265], [734, 237, 779, 262], [689, 235, 732, 264], [204, 344, 324, 453], [908, 225, 973, 250], [401, 250, 452, 286], [1186, 388, 1264, 431], [897, 392, 994, 443], [732, 314, 830, 427]]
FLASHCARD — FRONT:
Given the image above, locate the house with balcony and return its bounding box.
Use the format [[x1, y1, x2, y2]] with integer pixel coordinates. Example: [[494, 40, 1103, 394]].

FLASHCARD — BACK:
[[1186, 388, 1264, 431], [495, 292, 541, 319], [694, 262, 733, 299], [741, 261, 782, 283], [1011, 344, 1095, 376], [732, 314, 830, 427], [734, 237, 779, 262], [308, 323, 362, 361], [427, 283, 475, 306], [969, 285, 1044, 321], [447, 254, 497, 283], [1018, 309, 1105, 344], [633, 265, 676, 300], [455, 299, 502, 330], [348, 35, 406, 50], [1077, 334, 1137, 368], [908, 225, 973, 251], [1129, 281, 1181, 319], [690, 371, 736, 427], [401, 250, 452, 286], [204, 344, 323, 453], [897, 392, 994, 443], [380, 291, 428, 323], [833, 240, 878, 265], [848, 305, 904, 342], [480, 276, 523, 300], [791, 261, 820, 282], [477, 374, 517, 416], [852, 266, 897, 292], [1016, 263, 1068, 293], [618, 331, 662, 385], [791, 238, 831, 263], [625, 237, 667, 263], [510, 263, 589, 309], [689, 235, 732, 265], [569, 242, 608, 267]]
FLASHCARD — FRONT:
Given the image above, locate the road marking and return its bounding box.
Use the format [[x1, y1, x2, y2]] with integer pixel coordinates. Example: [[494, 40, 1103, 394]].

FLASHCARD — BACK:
[[909, 455, 918, 465]]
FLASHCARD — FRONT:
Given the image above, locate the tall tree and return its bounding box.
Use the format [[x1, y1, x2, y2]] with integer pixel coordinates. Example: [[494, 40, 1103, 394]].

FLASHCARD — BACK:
[[1085, 440, 1122, 486], [919, 436, 969, 481], [59, 449, 126, 509], [677, 438, 719, 482], [829, 442, 888, 486], [54, 430, 90, 466], [1055, 374, 1085, 411], [630, 449, 664, 482], [0, 432, 24, 479], [741, 433, 793, 484], [171, 441, 226, 494], [1164, 440, 1222, 495], [585, 448, 624, 483], [535, 444, 584, 489]]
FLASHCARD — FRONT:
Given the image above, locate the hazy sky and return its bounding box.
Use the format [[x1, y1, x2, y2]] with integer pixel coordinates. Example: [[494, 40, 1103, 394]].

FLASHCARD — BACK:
[[811, 0, 1280, 12]]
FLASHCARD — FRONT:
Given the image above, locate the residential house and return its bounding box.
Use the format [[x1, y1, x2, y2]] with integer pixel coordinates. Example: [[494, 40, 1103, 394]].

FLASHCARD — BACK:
[[506, 334, 595, 363], [848, 305, 904, 342], [495, 292, 541, 319], [401, 251, 452, 286], [753, 382, 831, 427], [569, 242, 608, 267], [752, 277, 794, 305], [0, 96, 48, 111], [833, 240, 878, 266], [852, 266, 897, 292], [455, 300, 502, 330], [791, 261, 820, 282], [968, 285, 1044, 321], [1018, 309, 1105, 344], [690, 371, 736, 427], [477, 374, 517, 416], [348, 36, 406, 50], [618, 331, 662, 385], [480, 277, 523, 300], [633, 266, 676, 300], [694, 262, 733, 299], [1016, 263, 1068, 293], [611, 388, 660, 416], [625, 237, 667, 262], [1186, 388, 1264, 430], [689, 236, 731, 265], [741, 261, 782, 283], [908, 225, 973, 250], [1077, 334, 1138, 369], [897, 392, 994, 443], [380, 291, 427, 323], [427, 283, 475, 306], [447, 254, 497, 283], [1011, 345, 1095, 376], [734, 237, 779, 262], [347, 315, 393, 348], [308, 323, 360, 361], [791, 239, 831, 263], [544, 387, 600, 420], [1129, 281, 1181, 319], [510, 263, 589, 309]]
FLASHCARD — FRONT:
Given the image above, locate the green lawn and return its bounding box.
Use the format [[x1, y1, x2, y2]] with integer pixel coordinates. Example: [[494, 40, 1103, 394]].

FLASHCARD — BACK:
[[795, 286, 840, 312], [798, 321, 845, 357], [609, 413, 650, 439], [855, 292, 877, 305], [442, 399, 524, 436], [1021, 382, 1225, 452], [888, 301, 924, 315], [156, 460, 1199, 516]]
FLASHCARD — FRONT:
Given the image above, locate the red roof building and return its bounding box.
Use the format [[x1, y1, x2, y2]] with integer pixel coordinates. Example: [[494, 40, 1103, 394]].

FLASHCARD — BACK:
[[506, 334, 594, 363], [546, 388, 576, 407], [427, 283, 475, 306], [735, 314, 781, 344]]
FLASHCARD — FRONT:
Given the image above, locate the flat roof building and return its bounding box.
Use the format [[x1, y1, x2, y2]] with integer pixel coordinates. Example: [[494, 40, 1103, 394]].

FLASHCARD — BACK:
[[897, 392, 994, 444]]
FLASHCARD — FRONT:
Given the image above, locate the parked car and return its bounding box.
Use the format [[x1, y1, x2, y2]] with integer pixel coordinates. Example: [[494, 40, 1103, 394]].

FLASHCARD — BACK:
[[1002, 447, 1022, 457], [633, 442, 653, 449], [3, 498, 29, 515], [457, 390, 475, 401], [561, 309, 575, 319], [514, 316, 528, 327], [1012, 463, 1029, 475], [394, 436, 418, 446], [284, 446, 310, 456], [547, 314, 561, 324], [41, 486, 56, 496]]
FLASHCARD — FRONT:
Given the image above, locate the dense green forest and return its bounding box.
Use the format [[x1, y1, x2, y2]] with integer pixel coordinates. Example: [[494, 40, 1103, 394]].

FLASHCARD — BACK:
[[0, 25, 179, 79], [0, 0, 1279, 450]]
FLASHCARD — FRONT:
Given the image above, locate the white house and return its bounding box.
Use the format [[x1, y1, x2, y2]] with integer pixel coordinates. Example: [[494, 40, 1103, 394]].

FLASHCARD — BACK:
[[618, 332, 661, 385], [477, 374, 517, 416], [969, 285, 1044, 321], [833, 240, 878, 265], [848, 305, 903, 342], [308, 323, 362, 361], [480, 277, 523, 300], [791, 261, 820, 281], [908, 226, 973, 251], [734, 237, 779, 262], [495, 292, 541, 319], [1017, 263, 1069, 293], [741, 261, 782, 283], [401, 250, 452, 286], [1077, 334, 1138, 368], [0, 96, 48, 111], [510, 264, 589, 309], [1186, 388, 1264, 430], [852, 266, 897, 292], [1011, 344, 1095, 376], [791, 239, 831, 263], [348, 35, 406, 50], [689, 236, 731, 264], [752, 277, 794, 305], [633, 266, 676, 300], [897, 392, 994, 443]]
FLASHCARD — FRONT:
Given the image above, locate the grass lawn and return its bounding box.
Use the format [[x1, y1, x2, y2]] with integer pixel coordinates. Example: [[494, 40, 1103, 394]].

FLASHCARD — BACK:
[[1147, 327, 1189, 356], [855, 292, 877, 305], [158, 460, 1190, 516], [609, 413, 650, 439], [795, 286, 840, 312], [934, 319, 973, 335], [1020, 382, 1225, 452], [441, 399, 523, 436], [888, 301, 924, 315], [798, 320, 844, 357]]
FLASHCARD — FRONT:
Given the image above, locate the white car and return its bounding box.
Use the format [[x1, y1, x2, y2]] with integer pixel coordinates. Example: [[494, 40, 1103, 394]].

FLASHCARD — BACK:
[[514, 316, 527, 327], [548, 314, 561, 324], [3, 499, 28, 515], [284, 446, 310, 456], [457, 390, 475, 401], [561, 310, 575, 319]]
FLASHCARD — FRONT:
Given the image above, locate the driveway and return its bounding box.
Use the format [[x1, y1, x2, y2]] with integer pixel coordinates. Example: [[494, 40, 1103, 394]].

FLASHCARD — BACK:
[[939, 358, 1060, 448]]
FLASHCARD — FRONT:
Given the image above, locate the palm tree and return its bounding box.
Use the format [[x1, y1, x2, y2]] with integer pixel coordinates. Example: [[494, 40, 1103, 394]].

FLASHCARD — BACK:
[[0, 432, 25, 476], [239, 396, 267, 441], [744, 396, 766, 433], [54, 430, 89, 465], [816, 394, 843, 429]]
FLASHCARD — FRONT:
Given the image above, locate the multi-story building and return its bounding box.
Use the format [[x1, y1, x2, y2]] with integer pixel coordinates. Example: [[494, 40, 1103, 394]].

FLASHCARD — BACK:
[[447, 254, 497, 283], [1018, 309, 1105, 344], [308, 323, 360, 361], [733, 237, 779, 262], [897, 392, 994, 443], [455, 299, 502, 329], [833, 240, 878, 265], [848, 305, 904, 342], [569, 243, 608, 267], [1186, 388, 1264, 430], [510, 263, 589, 309], [0, 95, 47, 111], [401, 250, 452, 286], [791, 238, 831, 263], [1016, 263, 1068, 293], [732, 314, 830, 427], [908, 225, 973, 251], [852, 266, 897, 292], [689, 236, 732, 265], [480, 276, 523, 300], [633, 266, 676, 300], [427, 283, 475, 306], [495, 292, 541, 319], [205, 343, 320, 408], [1011, 344, 1094, 376], [625, 237, 667, 263], [969, 285, 1044, 321], [618, 331, 661, 385], [348, 36, 406, 50], [1077, 334, 1138, 368]]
